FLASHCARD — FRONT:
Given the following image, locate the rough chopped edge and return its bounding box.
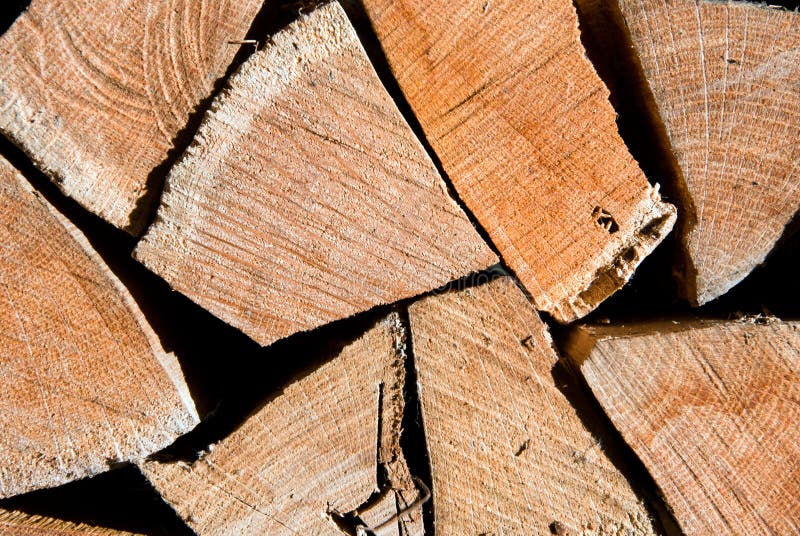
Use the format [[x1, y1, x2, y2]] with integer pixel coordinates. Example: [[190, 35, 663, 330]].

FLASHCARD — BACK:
[[551, 188, 677, 323]]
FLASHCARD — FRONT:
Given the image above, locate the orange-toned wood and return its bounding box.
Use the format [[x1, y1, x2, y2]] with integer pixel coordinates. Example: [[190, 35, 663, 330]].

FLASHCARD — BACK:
[[0, 156, 198, 498], [360, 0, 676, 322], [407, 277, 657, 534], [565, 319, 800, 534]]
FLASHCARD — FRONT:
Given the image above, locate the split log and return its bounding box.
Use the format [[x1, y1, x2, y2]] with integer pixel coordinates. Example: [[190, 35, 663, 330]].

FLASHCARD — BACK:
[[140, 313, 423, 536], [0, 508, 140, 535], [564, 319, 800, 534], [134, 2, 495, 347], [0, 156, 198, 498], [0, 0, 263, 233], [611, 0, 800, 304], [359, 0, 677, 322], [406, 277, 657, 534]]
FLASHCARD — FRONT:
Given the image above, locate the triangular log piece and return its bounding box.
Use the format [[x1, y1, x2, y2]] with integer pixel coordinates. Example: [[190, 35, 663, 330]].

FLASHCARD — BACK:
[[615, 0, 800, 304], [564, 319, 800, 534], [134, 2, 496, 347], [407, 277, 657, 534], [0, 0, 264, 234], [0, 508, 141, 535], [0, 157, 198, 498], [140, 313, 423, 536], [359, 0, 677, 323]]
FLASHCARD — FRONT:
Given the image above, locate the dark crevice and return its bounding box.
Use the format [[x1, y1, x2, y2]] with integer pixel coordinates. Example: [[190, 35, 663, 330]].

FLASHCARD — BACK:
[[126, 0, 292, 235], [0, 0, 27, 35], [339, 0, 503, 265], [147, 309, 381, 464], [396, 306, 436, 535], [0, 465, 193, 536], [375, 382, 388, 489], [764, 0, 800, 9]]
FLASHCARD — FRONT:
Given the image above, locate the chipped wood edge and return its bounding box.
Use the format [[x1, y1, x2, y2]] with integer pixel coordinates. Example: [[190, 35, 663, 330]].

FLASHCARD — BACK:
[[551, 188, 677, 322]]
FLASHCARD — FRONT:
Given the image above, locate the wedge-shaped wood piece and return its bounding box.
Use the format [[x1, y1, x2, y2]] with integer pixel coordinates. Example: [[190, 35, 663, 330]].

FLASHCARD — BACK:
[[564, 319, 800, 534], [141, 314, 423, 536], [0, 0, 263, 233], [0, 509, 141, 535], [0, 157, 198, 498], [360, 0, 676, 322], [134, 2, 495, 346], [407, 277, 657, 534], [615, 0, 800, 304]]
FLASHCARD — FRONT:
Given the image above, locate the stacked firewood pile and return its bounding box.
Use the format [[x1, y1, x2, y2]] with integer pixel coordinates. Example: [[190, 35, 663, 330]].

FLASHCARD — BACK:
[[0, 0, 798, 534]]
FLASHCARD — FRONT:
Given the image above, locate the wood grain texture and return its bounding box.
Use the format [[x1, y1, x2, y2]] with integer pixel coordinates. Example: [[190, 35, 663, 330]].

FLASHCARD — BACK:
[[407, 277, 657, 535], [360, 0, 676, 323], [141, 313, 423, 536], [564, 319, 800, 534], [0, 0, 263, 233], [616, 0, 800, 304], [0, 509, 140, 535], [134, 2, 496, 347], [0, 157, 198, 498]]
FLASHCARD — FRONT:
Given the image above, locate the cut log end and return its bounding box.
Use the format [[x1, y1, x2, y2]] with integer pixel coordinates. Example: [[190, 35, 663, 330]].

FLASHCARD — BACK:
[[133, 2, 495, 347], [360, 0, 676, 323], [564, 319, 800, 534], [140, 313, 424, 536], [0, 156, 198, 498], [611, 0, 800, 305], [0, 0, 263, 232], [550, 190, 676, 323], [408, 277, 659, 534]]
